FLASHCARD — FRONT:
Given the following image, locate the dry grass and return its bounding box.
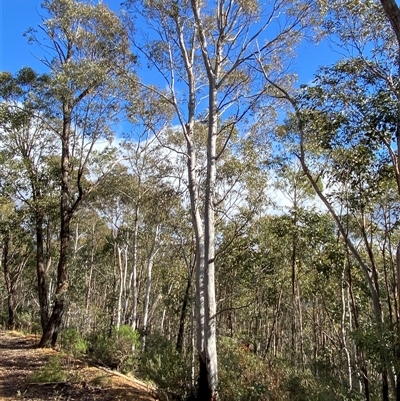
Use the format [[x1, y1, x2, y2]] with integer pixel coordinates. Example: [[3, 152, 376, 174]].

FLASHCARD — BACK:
[[0, 330, 158, 401]]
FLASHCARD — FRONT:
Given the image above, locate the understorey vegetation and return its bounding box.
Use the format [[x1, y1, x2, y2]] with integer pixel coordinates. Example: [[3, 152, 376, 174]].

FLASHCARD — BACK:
[[2, 0, 400, 400]]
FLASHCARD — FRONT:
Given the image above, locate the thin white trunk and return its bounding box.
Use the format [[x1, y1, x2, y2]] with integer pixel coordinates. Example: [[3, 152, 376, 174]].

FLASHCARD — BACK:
[[171, 9, 211, 395], [296, 280, 305, 369], [85, 243, 95, 314], [161, 307, 166, 333], [161, 283, 174, 334], [203, 66, 219, 399], [142, 225, 160, 350], [187, 138, 205, 361], [173, 10, 206, 366], [183, 61, 206, 367], [48, 278, 53, 307], [341, 265, 353, 391], [74, 224, 79, 253], [190, 0, 221, 392], [116, 245, 124, 329], [195, 224, 205, 356], [130, 203, 139, 330], [148, 292, 162, 324], [191, 285, 196, 396], [121, 247, 128, 324]]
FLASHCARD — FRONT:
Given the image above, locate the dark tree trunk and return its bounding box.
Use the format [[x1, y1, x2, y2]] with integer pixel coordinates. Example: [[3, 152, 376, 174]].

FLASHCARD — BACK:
[[379, 0, 400, 45], [197, 355, 211, 401], [382, 370, 389, 401], [348, 263, 371, 401], [36, 212, 49, 331], [39, 109, 71, 348], [176, 269, 193, 353], [360, 365, 370, 401], [39, 237, 68, 346], [3, 234, 16, 330], [7, 298, 15, 330], [39, 298, 64, 347], [7, 285, 17, 331], [39, 214, 69, 347]]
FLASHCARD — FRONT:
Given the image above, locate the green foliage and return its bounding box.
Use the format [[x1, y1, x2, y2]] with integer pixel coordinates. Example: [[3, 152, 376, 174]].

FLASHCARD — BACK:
[[60, 328, 87, 357], [1, 0, 399, 398], [0, 310, 9, 329], [29, 355, 66, 383], [218, 337, 270, 401], [283, 368, 351, 401], [218, 338, 363, 401], [283, 369, 317, 401], [88, 325, 139, 373], [351, 322, 400, 373], [90, 374, 113, 388], [16, 311, 42, 335], [138, 334, 191, 399]]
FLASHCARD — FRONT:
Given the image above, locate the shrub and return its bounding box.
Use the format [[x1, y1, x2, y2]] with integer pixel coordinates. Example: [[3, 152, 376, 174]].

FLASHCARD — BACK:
[[16, 311, 41, 334], [139, 334, 191, 400], [218, 337, 270, 401], [60, 328, 87, 357], [29, 355, 67, 383], [90, 374, 113, 388], [281, 364, 365, 401], [89, 325, 140, 373], [0, 310, 9, 329]]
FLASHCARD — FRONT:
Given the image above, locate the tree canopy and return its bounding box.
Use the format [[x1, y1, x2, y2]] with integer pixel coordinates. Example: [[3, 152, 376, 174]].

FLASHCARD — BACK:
[[1, 0, 400, 400]]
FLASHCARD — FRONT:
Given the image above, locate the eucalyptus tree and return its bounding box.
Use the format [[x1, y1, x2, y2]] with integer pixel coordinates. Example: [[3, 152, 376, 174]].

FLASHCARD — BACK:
[[124, 0, 311, 397], [216, 208, 345, 369], [263, 57, 400, 401], [272, 162, 318, 366], [0, 68, 59, 332], [122, 91, 176, 332], [265, 71, 398, 400], [320, 0, 400, 350], [0, 201, 32, 330], [62, 206, 112, 333], [371, 3, 400, 398], [23, 0, 135, 347], [251, 0, 400, 395], [89, 129, 182, 339], [121, 133, 180, 349]]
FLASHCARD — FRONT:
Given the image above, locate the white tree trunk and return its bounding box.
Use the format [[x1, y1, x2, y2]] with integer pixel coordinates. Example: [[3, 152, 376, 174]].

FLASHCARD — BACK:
[[121, 247, 128, 325], [142, 225, 160, 350], [341, 265, 353, 391], [203, 80, 219, 396], [160, 307, 166, 333], [130, 203, 139, 330], [175, 18, 207, 380], [116, 245, 125, 329]]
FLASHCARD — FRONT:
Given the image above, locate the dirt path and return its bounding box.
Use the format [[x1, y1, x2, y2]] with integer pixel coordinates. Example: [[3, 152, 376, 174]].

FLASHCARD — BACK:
[[0, 331, 158, 400]]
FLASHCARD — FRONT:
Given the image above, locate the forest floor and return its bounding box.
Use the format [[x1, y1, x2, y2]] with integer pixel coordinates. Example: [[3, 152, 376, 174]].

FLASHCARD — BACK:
[[0, 330, 158, 400]]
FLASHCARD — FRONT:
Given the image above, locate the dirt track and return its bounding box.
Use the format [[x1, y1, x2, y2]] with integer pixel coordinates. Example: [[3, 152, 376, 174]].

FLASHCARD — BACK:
[[0, 331, 158, 400]]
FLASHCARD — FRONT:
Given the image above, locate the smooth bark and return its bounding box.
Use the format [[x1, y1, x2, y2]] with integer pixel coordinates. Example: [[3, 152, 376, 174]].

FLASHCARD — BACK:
[[141, 225, 160, 351]]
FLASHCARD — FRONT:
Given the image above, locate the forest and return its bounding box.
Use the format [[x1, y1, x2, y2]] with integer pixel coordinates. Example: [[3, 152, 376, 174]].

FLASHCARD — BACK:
[[1, 0, 400, 400]]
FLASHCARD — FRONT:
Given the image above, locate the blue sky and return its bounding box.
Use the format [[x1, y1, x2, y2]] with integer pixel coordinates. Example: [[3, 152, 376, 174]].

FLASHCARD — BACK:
[[0, 0, 44, 73], [1, 0, 340, 83]]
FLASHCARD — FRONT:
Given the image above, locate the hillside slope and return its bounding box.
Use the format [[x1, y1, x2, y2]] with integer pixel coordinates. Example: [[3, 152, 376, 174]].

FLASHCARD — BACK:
[[0, 331, 158, 401]]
